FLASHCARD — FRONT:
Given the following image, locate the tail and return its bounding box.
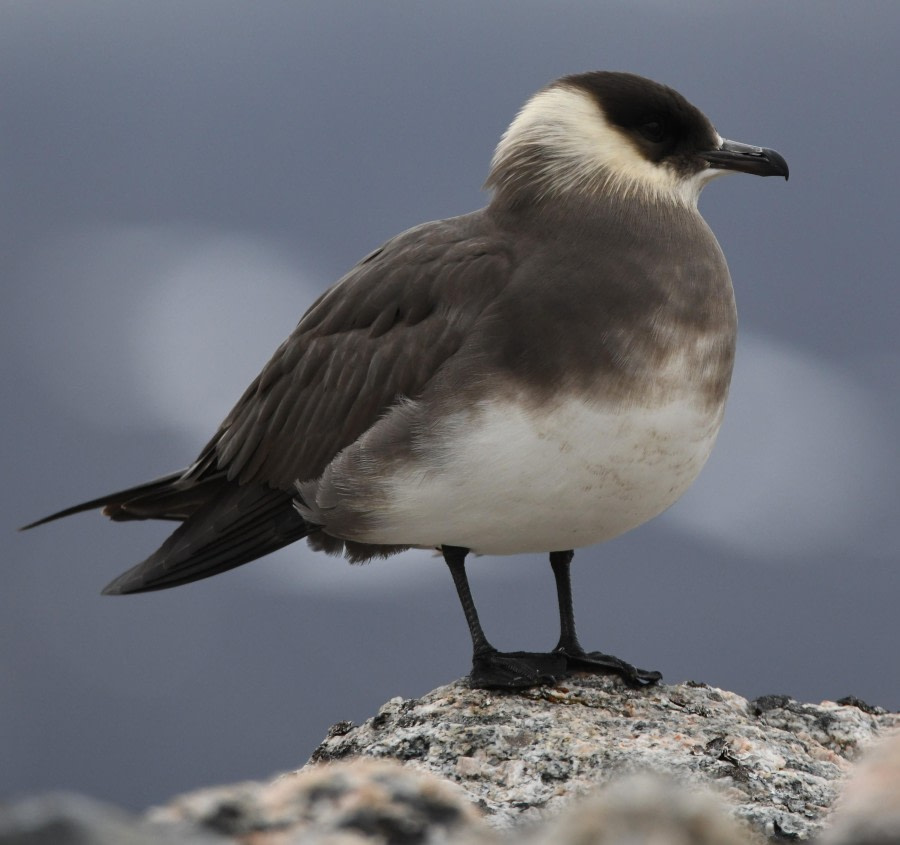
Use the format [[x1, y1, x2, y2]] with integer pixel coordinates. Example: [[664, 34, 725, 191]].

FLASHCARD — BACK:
[[19, 471, 212, 529], [21, 473, 310, 594], [101, 483, 309, 594]]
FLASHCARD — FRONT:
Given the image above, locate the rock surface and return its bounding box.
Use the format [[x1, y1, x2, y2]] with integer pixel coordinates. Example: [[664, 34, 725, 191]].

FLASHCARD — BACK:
[[307, 676, 898, 839], [149, 758, 490, 844], [4, 677, 899, 844], [153, 676, 898, 842], [0, 792, 220, 845], [524, 772, 763, 845], [148, 759, 764, 845], [819, 728, 900, 845]]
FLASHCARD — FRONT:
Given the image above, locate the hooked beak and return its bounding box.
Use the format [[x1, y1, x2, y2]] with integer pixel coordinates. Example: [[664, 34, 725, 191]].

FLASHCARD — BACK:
[[702, 139, 789, 180]]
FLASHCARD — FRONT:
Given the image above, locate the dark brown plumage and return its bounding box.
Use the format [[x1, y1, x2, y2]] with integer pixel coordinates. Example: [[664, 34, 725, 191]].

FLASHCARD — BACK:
[[23, 71, 787, 689]]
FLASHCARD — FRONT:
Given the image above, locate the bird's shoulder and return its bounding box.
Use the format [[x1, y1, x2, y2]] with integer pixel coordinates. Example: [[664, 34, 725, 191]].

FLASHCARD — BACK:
[[189, 210, 515, 489]]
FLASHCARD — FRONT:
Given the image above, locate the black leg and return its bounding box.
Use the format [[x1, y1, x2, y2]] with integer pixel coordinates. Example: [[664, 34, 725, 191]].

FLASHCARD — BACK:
[[550, 549, 581, 653], [549, 550, 662, 688], [443, 544, 492, 657], [442, 545, 565, 689]]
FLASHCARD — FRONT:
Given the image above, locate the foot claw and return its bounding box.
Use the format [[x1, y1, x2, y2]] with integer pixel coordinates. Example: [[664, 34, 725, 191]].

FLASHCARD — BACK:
[[558, 648, 662, 687], [468, 647, 661, 690]]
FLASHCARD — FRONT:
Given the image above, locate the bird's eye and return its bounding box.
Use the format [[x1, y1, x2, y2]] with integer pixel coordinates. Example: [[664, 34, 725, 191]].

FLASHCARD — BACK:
[[638, 121, 666, 143]]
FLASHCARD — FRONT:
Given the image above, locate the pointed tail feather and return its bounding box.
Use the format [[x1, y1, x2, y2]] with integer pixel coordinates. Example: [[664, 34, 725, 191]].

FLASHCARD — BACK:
[[19, 471, 194, 530], [19, 470, 238, 529], [101, 484, 309, 595]]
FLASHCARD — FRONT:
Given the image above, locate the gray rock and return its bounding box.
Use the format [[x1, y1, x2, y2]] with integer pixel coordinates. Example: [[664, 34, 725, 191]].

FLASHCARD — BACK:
[[150, 764, 764, 844], [819, 728, 900, 845], [0, 792, 220, 845], [306, 676, 899, 840], [150, 758, 490, 845], [21, 678, 895, 844], [524, 773, 764, 845]]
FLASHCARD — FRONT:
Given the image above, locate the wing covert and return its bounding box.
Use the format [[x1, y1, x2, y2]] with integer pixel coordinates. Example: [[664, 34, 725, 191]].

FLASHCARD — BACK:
[[192, 213, 512, 491]]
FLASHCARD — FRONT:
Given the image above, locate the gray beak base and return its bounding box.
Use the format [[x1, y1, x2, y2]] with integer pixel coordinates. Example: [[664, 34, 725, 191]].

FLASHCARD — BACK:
[[702, 139, 789, 180]]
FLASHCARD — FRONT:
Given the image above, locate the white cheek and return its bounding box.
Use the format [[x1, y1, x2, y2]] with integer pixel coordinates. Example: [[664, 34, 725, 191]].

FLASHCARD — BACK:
[[492, 86, 700, 206]]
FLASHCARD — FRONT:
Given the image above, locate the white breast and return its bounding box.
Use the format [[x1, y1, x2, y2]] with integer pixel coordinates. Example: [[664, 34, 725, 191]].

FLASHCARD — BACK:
[[358, 394, 725, 554]]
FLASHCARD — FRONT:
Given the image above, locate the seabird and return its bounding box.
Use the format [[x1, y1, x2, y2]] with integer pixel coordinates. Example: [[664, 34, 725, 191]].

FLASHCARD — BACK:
[[23, 72, 788, 689]]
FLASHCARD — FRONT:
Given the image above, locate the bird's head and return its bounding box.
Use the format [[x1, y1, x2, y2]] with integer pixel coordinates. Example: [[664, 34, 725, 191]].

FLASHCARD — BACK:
[[486, 71, 788, 209]]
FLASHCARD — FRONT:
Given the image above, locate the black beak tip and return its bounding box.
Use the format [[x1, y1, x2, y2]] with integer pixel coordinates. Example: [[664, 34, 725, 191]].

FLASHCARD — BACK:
[[769, 148, 790, 181], [703, 140, 789, 180]]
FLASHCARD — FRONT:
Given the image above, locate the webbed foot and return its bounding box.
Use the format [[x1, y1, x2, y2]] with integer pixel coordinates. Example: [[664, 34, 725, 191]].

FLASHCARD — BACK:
[[557, 646, 662, 687], [469, 650, 567, 689]]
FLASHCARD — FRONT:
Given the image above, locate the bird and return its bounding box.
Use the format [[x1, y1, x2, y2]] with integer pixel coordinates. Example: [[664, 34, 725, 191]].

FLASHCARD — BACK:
[[23, 71, 788, 690]]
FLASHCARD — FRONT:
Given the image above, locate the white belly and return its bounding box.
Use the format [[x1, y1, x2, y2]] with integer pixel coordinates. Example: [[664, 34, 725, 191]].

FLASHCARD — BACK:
[[360, 395, 725, 554]]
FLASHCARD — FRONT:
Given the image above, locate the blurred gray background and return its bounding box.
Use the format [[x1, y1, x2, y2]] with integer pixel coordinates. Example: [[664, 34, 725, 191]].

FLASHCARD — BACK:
[[2, 1, 898, 811]]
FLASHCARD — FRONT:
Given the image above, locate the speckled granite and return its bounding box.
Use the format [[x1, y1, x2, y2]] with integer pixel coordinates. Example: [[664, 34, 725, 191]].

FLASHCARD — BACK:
[[7, 677, 898, 844], [820, 728, 900, 845], [306, 676, 898, 839], [149, 758, 489, 844]]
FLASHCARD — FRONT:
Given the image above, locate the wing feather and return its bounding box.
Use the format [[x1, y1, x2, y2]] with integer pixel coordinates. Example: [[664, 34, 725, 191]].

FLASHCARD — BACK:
[[194, 212, 513, 491], [25, 211, 515, 587]]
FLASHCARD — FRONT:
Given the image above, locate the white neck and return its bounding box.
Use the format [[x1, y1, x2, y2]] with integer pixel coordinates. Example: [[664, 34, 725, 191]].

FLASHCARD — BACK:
[[487, 86, 719, 209]]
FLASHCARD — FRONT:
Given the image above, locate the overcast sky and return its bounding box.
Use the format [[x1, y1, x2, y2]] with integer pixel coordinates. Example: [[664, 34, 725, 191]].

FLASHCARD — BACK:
[[2, 1, 898, 811]]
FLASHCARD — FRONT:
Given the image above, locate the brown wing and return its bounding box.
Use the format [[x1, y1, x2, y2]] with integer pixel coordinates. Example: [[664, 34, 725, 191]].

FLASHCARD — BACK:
[[23, 211, 514, 594], [188, 212, 513, 491]]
